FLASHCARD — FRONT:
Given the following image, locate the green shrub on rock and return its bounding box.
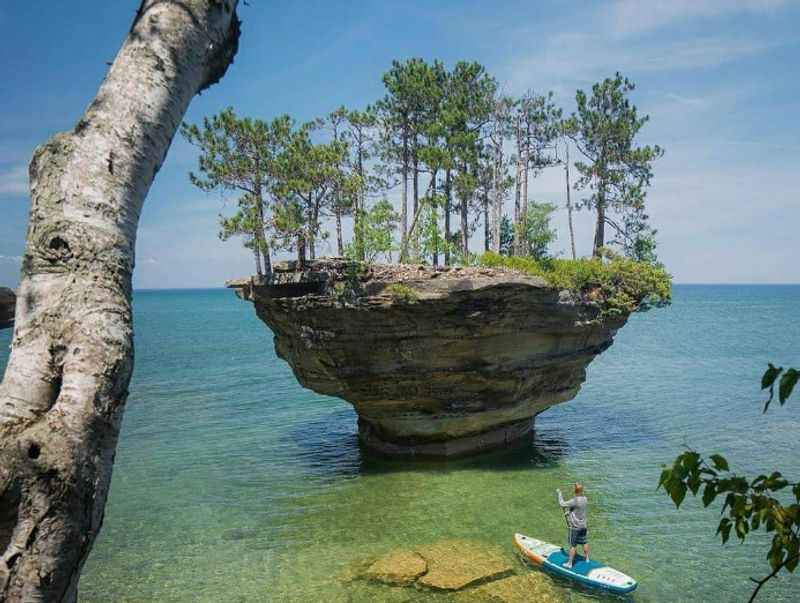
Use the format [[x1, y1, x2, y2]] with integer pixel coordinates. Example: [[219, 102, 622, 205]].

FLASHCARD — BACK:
[[478, 251, 671, 315]]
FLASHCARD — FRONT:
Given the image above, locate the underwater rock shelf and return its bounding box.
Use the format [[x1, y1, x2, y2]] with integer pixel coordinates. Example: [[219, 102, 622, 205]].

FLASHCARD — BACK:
[[228, 258, 629, 457]]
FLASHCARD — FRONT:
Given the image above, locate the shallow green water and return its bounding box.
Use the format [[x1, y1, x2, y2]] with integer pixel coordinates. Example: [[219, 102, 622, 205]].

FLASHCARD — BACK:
[[1, 285, 798, 602]]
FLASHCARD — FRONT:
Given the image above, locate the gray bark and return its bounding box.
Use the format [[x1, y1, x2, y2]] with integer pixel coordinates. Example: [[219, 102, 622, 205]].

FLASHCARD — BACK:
[[565, 144, 576, 260], [0, 2, 240, 601], [399, 136, 408, 262], [491, 142, 503, 254], [513, 117, 522, 256], [335, 208, 343, 256], [460, 161, 469, 257], [520, 138, 529, 254], [444, 169, 451, 266], [483, 192, 490, 252], [593, 194, 605, 258]]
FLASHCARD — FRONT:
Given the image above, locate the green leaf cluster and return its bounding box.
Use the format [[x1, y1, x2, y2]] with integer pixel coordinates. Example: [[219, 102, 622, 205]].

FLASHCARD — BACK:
[[344, 199, 399, 263], [761, 363, 799, 412], [478, 250, 672, 315]]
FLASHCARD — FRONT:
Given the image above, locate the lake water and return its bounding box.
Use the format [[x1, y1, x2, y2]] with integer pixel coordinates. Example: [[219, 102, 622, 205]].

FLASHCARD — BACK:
[[1, 285, 798, 602]]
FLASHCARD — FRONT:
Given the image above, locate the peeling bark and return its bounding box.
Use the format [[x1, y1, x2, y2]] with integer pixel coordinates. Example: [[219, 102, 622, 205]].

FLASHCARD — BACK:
[[0, 2, 240, 601]]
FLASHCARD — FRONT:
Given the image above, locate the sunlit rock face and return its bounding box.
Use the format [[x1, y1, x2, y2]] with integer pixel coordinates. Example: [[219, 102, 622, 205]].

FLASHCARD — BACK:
[[228, 258, 628, 457], [0, 287, 15, 330]]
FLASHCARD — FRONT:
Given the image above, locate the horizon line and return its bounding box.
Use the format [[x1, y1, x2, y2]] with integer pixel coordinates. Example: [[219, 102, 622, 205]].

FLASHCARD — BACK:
[[130, 282, 800, 292]]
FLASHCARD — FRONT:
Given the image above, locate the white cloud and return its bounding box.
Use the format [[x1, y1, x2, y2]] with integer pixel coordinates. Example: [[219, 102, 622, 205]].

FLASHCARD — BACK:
[[0, 165, 28, 196], [0, 255, 22, 263], [608, 0, 789, 36], [506, 32, 783, 94]]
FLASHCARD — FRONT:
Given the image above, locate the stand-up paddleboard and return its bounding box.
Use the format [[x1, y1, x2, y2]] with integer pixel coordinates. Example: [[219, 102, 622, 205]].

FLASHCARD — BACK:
[[514, 533, 637, 595]]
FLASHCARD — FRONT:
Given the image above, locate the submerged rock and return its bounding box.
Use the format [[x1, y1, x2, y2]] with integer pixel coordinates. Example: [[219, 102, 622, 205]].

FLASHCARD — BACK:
[[362, 549, 427, 586], [456, 573, 564, 603], [356, 539, 515, 592], [0, 287, 15, 330], [414, 539, 513, 591], [228, 259, 629, 457]]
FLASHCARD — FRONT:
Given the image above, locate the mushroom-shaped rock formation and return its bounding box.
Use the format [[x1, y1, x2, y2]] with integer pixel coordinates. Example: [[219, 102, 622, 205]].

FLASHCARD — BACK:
[[0, 287, 15, 330], [228, 258, 630, 457]]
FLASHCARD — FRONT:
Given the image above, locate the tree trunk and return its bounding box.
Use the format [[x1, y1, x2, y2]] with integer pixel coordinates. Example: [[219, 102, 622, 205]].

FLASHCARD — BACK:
[[491, 144, 502, 254], [335, 207, 343, 256], [520, 140, 529, 256], [444, 169, 451, 265], [309, 197, 319, 260], [431, 175, 438, 268], [412, 146, 419, 260], [0, 2, 240, 601], [593, 198, 605, 258], [513, 121, 522, 256], [565, 144, 576, 260], [263, 243, 272, 276], [254, 189, 269, 276], [483, 191, 490, 252], [297, 234, 306, 266], [460, 161, 469, 258], [355, 144, 365, 262], [252, 240, 263, 277], [400, 176, 434, 263], [399, 134, 408, 263]]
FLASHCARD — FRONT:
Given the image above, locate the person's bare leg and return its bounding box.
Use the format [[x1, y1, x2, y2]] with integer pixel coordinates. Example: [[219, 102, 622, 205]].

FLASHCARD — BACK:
[[583, 543, 590, 561], [566, 545, 576, 568]]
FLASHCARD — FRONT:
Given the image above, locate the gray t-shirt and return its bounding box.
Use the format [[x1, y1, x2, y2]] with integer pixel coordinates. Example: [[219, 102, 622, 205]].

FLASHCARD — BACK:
[[558, 492, 588, 529]]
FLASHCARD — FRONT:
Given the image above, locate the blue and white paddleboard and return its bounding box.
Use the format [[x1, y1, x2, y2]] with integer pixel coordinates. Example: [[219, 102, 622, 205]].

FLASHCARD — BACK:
[[514, 533, 637, 595]]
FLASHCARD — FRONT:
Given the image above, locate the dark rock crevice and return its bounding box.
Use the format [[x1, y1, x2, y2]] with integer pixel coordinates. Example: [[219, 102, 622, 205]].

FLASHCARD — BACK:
[[0, 288, 15, 330]]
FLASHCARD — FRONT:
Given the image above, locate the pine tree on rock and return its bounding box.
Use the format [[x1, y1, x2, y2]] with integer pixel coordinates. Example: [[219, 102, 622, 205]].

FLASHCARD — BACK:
[[567, 73, 664, 258]]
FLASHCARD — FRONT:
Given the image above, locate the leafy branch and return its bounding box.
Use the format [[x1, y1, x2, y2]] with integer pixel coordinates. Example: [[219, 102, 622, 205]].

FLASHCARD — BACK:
[[658, 364, 799, 602]]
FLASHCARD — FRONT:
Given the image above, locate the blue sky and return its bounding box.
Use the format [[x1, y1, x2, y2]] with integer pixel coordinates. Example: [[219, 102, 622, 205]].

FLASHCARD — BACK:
[[1, 0, 798, 287]]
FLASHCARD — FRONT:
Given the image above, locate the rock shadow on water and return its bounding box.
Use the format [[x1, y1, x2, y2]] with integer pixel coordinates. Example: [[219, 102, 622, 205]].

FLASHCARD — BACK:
[[285, 404, 570, 480]]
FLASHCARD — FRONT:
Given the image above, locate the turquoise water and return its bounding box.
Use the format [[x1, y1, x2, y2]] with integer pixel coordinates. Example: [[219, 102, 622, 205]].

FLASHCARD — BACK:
[[1, 285, 798, 602]]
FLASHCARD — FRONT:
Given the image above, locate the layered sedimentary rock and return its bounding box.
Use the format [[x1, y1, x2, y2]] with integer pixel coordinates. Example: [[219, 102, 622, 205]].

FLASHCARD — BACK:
[[228, 258, 629, 457], [0, 287, 15, 330]]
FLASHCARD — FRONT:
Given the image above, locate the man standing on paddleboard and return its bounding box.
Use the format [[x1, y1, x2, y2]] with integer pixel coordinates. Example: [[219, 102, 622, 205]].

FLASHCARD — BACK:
[[556, 483, 589, 569]]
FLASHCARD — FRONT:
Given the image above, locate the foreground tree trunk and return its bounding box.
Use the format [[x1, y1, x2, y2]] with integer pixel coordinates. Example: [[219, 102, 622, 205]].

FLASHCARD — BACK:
[[0, 2, 240, 601]]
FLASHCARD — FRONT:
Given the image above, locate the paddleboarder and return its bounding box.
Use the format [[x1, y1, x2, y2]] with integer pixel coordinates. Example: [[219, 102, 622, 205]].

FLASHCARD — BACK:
[[556, 483, 589, 569]]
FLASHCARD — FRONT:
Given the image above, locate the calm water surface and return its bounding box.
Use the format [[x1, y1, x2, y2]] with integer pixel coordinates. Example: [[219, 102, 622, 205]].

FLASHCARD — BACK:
[[1, 285, 798, 602]]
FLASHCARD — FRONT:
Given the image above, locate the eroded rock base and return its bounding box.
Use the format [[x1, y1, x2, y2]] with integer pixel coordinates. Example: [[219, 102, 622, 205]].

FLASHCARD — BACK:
[[358, 418, 534, 458]]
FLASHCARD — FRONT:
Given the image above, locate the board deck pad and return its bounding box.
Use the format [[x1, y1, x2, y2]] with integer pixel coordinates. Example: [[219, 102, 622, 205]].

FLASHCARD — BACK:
[[513, 533, 637, 595]]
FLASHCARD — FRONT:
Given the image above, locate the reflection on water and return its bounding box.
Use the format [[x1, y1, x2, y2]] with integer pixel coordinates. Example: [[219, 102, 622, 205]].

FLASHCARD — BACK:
[[290, 406, 570, 480], [0, 285, 798, 602]]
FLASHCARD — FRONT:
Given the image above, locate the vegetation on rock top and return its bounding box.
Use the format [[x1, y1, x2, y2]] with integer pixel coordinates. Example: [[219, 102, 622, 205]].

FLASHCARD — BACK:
[[479, 250, 671, 315]]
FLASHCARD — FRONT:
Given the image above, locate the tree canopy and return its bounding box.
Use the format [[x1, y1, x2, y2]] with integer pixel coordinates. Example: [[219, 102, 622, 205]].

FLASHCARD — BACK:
[[185, 64, 664, 271]]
